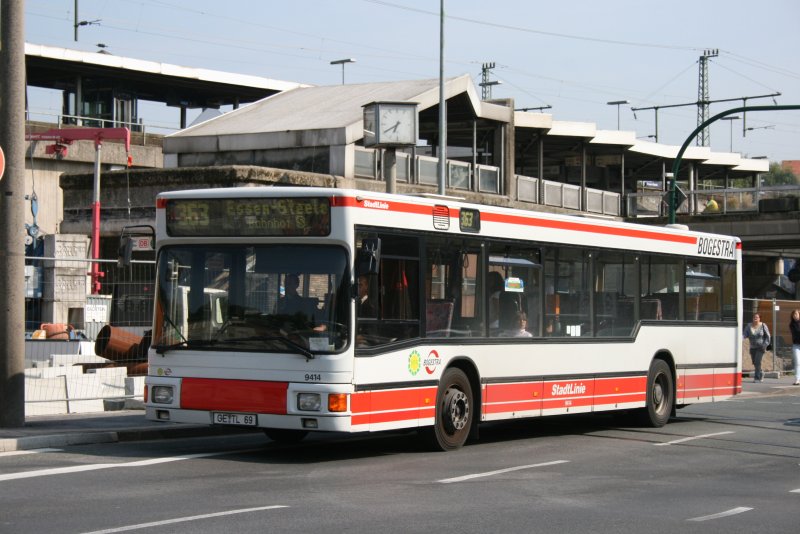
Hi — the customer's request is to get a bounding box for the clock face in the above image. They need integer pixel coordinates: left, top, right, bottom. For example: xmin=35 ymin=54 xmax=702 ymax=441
xmin=377 ymin=104 xmax=416 ymax=145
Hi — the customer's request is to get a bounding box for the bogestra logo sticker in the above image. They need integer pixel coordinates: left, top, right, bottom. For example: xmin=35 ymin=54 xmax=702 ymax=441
xmin=408 ymin=350 xmax=421 ymax=376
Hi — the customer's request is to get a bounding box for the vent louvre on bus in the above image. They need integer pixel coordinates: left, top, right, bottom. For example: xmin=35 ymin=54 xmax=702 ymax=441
xmin=433 ymin=205 xmax=450 ymax=230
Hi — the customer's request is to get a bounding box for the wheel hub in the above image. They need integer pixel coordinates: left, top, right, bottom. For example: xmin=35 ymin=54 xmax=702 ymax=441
xmin=653 ymin=380 xmax=664 ymax=407
xmin=444 ymin=387 xmax=469 ymax=432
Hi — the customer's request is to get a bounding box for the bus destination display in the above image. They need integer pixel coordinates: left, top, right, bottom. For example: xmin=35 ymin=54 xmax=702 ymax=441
xmin=166 ymin=197 xmax=331 ymax=237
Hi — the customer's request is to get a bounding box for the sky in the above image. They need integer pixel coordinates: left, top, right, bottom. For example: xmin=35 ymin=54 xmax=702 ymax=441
xmin=23 ymin=0 xmax=800 ymax=163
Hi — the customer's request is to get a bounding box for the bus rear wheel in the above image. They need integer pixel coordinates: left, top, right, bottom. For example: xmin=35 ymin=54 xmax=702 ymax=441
xmin=426 ymin=367 xmax=473 ymax=451
xmin=638 ymin=359 xmax=674 ymax=427
xmin=263 ymin=428 xmax=308 ymax=444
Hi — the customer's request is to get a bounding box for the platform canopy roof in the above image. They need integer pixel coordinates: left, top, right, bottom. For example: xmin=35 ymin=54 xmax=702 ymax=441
xmin=25 ymin=43 xmax=307 ymax=109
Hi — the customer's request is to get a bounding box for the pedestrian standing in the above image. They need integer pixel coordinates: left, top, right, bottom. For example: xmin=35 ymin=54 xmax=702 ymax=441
xmin=744 ymin=313 xmax=771 ymax=382
xmin=789 ymin=309 xmax=800 ymax=386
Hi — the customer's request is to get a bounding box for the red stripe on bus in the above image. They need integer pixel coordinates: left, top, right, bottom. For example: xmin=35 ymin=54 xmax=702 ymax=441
xmin=542 ymin=396 xmax=595 ymax=409
xmin=337 ymin=194 xmax=695 ymax=245
xmin=484 ymin=376 xmax=648 ymax=414
xmin=482 ymin=211 xmax=697 ymax=244
xmin=593 ymin=375 xmax=647 ymax=396
xmin=483 ymin=400 xmax=542 ymax=414
xmin=683 ymin=374 xmax=716 ymax=389
xmin=351 ymin=407 xmax=435 ymax=426
xmin=181 ymin=378 xmax=288 ymax=413
xmin=332 ymin=195 xmax=449 ymax=217
xmin=351 ymin=387 xmax=437 ymax=426
xmin=543 ymin=379 xmax=596 ymax=400
xmin=592 ymin=393 xmax=647 ymax=405
xmin=359 ymin=407 xmax=437 ymax=425
xmin=485 ymin=382 xmax=544 ymax=403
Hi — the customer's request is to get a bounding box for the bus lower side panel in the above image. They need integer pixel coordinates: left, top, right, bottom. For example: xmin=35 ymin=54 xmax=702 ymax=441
xmin=145 ymin=367 xmax=740 ymax=433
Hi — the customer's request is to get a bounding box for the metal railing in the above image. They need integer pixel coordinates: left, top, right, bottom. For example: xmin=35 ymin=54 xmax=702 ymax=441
xmin=627 ymin=185 xmax=800 ymax=218
xmin=26 ymin=110 xmax=180 ymax=143
xmin=354 ymin=147 xmax=623 ymax=216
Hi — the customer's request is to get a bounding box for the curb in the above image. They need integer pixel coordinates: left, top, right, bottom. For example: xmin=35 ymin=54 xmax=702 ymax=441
xmin=0 ymin=432 xmax=119 ymax=452
xmin=0 ymin=425 xmax=258 ymax=453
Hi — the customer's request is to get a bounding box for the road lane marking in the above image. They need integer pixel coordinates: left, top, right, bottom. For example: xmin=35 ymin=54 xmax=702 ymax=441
xmin=80 ymin=505 xmax=289 ymax=534
xmin=791 ymin=488 xmax=800 ymax=493
xmin=654 ymin=431 xmax=734 ymax=447
xmin=0 ymin=448 xmax=62 ymax=457
xmin=688 ymin=507 xmax=752 ymax=522
xmin=0 ymin=449 xmax=256 ymax=482
xmin=437 ymin=460 xmax=569 ymax=484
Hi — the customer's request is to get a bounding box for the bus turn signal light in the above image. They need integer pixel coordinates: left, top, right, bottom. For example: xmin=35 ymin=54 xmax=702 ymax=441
xmin=328 ymin=393 xmax=348 ymax=412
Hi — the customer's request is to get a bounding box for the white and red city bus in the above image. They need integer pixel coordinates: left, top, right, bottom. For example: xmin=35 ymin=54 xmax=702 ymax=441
xmin=145 ymin=187 xmax=742 ymax=450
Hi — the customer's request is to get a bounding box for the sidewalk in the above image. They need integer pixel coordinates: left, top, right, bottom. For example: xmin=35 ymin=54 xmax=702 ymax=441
xmin=0 ymin=409 xmax=258 ymax=453
xmin=1 ymin=375 xmax=797 ymax=453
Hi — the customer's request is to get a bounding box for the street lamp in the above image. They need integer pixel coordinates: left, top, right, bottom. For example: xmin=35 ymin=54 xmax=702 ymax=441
xmin=607 ymin=100 xmax=629 ymax=130
xmin=720 ymin=116 xmax=740 ymax=152
xmin=330 ymin=58 xmax=355 ymax=85
xmin=746 ymin=125 xmax=775 ymax=132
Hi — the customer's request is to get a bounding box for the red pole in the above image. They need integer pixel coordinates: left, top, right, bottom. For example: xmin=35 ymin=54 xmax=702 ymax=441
xmin=90 ymin=141 xmax=103 ymax=294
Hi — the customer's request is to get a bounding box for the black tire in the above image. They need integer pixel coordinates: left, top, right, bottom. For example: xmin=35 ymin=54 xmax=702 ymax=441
xmin=263 ymin=428 xmax=308 ymax=443
xmin=426 ymin=367 xmax=473 ymax=451
xmin=637 ymin=359 xmax=674 ymax=427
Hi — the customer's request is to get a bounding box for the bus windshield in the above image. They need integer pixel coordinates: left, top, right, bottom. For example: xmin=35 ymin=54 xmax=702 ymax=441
xmin=153 ymin=244 xmax=350 ymax=354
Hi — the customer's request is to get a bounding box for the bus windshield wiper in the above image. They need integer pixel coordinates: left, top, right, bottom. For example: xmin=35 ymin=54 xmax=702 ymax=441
xmin=154 ymin=311 xmax=190 ymax=354
xmin=154 ymin=339 xmax=218 ymax=354
xmin=218 ymin=336 xmax=315 ymax=359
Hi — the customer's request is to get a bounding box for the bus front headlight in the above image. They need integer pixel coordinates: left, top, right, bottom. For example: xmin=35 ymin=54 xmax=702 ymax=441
xmin=297 ymin=393 xmax=321 ymax=411
xmin=151 ymin=385 xmax=174 ymax=404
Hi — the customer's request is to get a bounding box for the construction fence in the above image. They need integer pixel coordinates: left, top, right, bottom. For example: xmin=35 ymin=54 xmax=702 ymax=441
xmin=24 ymin=253 xmax=155 ymax=416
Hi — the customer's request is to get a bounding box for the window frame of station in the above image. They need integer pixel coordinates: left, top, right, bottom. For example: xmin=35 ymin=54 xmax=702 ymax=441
xmin=353 ymin=225 xmax=737 ymax=352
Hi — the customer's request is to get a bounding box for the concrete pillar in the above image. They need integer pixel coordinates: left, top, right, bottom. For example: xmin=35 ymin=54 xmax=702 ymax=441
xmin=581 ymin=143 xmax=587 ymax=211
xmin=537 ymin=136 xmax=544 ymax=204
xmin=330 ymin=144 xmax=355 ymax=179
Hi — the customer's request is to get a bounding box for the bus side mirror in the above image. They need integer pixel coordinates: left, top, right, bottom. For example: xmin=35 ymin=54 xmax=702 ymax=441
xmin=118 ymin=237 xmax=135 ymax=266
xmin=117 ymin=224 xmax=155 ymax=267
xmin=356 ymin=238 xmax=381 ymax=276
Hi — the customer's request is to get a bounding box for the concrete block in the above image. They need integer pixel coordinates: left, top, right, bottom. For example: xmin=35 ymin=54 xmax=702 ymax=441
xmin=43 ymin=272 xmax=88 ymax=302
xmin=67 ymin=370 xmax=127 ymax=413
xmin=24 ymin=376 xmax=68 ymax=416
xmin=43 ymin=234 xmax=90 ymax=268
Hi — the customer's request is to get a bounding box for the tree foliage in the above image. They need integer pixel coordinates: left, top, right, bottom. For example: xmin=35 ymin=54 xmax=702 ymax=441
xmin=761 ymin=162 xmax=799 ymax=186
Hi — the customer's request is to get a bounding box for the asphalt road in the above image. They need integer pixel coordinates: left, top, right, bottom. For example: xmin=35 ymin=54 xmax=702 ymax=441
xmin=1 ymin=391 xmax=798 ymax=534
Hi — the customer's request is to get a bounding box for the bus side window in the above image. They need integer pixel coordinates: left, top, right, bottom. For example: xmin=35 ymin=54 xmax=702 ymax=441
xmin=355 ymin=232 xmax=420 ymax=347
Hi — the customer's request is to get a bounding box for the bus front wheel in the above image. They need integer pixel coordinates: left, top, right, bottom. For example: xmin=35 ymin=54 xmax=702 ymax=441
xmin=426 ymin=367 xmax=473 ymax=451
xmin=638 ymin=359 xmax=674 ymax=427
